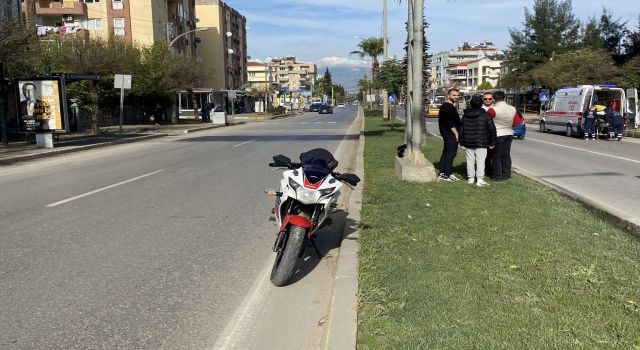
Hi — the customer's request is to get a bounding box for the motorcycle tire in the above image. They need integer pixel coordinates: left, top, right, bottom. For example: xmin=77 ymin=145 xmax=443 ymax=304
xmin=270 ymin=225 xmax=306 ymax=286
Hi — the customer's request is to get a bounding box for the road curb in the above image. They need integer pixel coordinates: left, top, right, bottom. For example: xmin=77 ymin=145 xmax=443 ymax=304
xmin=326 ymin=105 xmax=364 ymax=350
xmin=0 ymin=134 xmax=167 ymax=165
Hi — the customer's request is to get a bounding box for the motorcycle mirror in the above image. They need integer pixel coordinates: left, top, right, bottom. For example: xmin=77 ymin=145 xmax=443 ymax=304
xmin=272 ymin=154 xmax=293 ymax=168
xmin=340 ymin=173 xmax=361 ymax=186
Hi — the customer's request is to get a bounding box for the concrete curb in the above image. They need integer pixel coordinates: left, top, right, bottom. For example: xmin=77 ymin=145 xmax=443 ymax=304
xmin=0 ymin=134 xmax=166 ymax=165
xmin=326 ymin=105 xmax=365 ymax=350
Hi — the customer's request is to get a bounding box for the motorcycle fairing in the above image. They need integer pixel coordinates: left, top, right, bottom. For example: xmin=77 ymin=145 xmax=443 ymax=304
xmin=278 ymin=214 xmax=313 ymax=233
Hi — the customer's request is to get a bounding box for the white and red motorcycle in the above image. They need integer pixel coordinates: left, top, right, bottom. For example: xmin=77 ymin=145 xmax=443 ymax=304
xmin=265 ymin=148 xmax=360 ymax=286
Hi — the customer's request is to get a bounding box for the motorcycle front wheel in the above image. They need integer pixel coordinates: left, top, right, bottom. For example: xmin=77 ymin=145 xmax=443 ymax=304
xmin=270 ymin=225 xmax=306 ymax=286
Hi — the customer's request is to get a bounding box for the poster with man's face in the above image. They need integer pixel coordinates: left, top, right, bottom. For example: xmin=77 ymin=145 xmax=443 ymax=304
xmin=16 ymin=78 xmax=65 ymax=132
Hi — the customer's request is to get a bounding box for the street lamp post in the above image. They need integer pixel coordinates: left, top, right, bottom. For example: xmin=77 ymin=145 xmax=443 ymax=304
xmin=382 ymin=0 xmax=389 ymax=121
xmin=264 ymin=57 xmax=271 ymax=112
xmin=168 ymin=27 xmax=209 ymax=50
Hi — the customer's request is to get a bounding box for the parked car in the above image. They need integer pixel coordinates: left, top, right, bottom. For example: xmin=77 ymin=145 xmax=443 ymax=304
xmin=308 ymin=102 xmax=323 ymax=112
xmin=425 ymin=103 xmax=441 ymax=117
xmin=337 ymin=103 xmax=346 ymax=108
xmin=319 ymin=104 xmax=334 ymax=114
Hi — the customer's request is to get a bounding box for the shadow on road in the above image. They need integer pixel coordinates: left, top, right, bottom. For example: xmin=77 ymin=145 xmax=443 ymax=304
xmin=286 ymin=210 xmax=348 ymax=285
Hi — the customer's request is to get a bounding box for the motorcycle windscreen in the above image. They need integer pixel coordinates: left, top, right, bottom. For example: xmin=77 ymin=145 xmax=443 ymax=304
xmin=299 ymin=148 xmax=338 ymax=183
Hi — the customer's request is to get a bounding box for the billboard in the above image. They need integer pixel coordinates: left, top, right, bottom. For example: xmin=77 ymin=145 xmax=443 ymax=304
xmin=15 ymin=78 xmax=67 ymax=132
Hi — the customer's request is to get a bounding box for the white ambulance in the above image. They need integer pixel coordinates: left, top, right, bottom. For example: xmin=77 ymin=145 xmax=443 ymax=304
xmin=539 ymin=85 xmax=639 ymax=136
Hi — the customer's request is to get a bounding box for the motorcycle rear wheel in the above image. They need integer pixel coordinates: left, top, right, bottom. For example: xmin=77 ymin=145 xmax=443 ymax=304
xmin=270 ymin=225 xmax=306 ymax=286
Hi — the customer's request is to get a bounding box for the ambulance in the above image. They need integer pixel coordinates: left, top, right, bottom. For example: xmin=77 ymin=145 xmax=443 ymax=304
xmin=539 ymin=85 xmax=639 ymax=137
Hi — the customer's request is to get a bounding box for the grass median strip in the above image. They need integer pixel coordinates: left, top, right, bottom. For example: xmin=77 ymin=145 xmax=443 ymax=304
xmin=357 ymin=117 xmax=640 ymax=349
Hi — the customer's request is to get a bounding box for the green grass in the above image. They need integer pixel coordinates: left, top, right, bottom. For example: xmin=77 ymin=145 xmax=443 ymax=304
xmin=357 ymin=118 xmax=640 ymax=350
xmin=364 ymin=109 xmax=384 ymax=118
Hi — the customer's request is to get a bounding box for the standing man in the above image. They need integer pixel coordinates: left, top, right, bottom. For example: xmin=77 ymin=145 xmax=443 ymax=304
xmin=481 ymin=91 xmax=495 ymax=176
xmin=438 ymin=88 xmax=461 ymax=181
xmin=489 ymin=91 xmax=516 ymax=181
xmin=481 ymin=92 xmax=494 ymax=111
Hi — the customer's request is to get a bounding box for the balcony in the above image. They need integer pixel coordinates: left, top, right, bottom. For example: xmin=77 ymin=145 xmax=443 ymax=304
xmin=35 ymin=1 xmax=87 ymax=16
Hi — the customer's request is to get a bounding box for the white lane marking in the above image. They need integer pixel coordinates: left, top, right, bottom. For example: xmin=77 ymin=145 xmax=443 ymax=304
xmin=328 ymin=122 xmax=337 ymax=124
xmin=46 ymin=170 xmax=164 ymax=207
xmin=301 ymin=122 xmax=309 ymax=124
xmin=527 ymin=138 xmax=640 ymax=164
xmin=314 ymin=122 xmax=323 ymax=124
xmin=232 ymin=138 xmax=257 ymax=148
xmin=211 ymin=257 xmax=273 ymax=350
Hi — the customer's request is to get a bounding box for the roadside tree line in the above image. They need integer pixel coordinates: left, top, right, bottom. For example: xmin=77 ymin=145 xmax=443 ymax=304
xmin=501 ymin=0 xmax=640 ymax=91
xmin=1 ymin=20 xmax=203 ymax=133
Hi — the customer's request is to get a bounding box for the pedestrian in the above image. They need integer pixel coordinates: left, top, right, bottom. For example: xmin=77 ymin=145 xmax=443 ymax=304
xmin=606 ymin=107 xmax=625 ymax=141
xmin=438 ymin=88 xmax=462 ymax=181
xmin=481 ymin=92 xmax=495 ymax=177
xmin=459 ymin=95 xmax=497 ymax=187
xmin=489 ymin=91 xmax=516 ymax=181
xmin=582 ymin=107 xmax=597 ymax=140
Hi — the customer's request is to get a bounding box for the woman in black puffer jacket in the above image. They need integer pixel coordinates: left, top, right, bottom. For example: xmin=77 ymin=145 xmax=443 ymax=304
xmin=459 ymin=95 xmax=497 ymax=186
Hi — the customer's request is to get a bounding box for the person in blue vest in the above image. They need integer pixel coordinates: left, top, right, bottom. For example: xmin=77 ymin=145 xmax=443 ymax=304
xmin=605 ymin=107 xmax=624 ymax=141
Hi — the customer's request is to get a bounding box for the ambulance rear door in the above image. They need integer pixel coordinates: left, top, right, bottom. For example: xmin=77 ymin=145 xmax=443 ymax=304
xmin=627 ymin=88 xmax=639 ymax=127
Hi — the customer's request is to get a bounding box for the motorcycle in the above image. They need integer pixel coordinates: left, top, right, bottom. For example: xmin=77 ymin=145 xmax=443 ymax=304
xmin=265 ymin=148 xmax=360 ymax=286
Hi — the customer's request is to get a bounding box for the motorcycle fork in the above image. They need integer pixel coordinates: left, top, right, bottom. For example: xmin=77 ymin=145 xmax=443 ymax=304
xmin=272 ymin=201 xmax=294 ymax=252
xmin=299 ymin=206 xmax=322 ymax=258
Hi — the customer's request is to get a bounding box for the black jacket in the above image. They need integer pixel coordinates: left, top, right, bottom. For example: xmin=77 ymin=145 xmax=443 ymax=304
xmin=438 ymin=102 xmax=460 ymax=137
xmin=460 ymin=107 xmax=497 ymax=149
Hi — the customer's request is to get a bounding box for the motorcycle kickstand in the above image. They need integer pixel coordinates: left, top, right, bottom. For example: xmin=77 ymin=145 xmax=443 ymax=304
xmin=308 ymin=237 xmax=323 ymax=258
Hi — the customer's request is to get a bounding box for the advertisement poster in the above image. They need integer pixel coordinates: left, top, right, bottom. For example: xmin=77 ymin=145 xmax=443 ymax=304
xmin=16 ymin=78 xmax=66 ymax=132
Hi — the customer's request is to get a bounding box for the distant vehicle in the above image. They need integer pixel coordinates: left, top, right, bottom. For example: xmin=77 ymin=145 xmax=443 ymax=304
xmin=539 ymin=85 xmax=639 ymax=137
xmin=425 ymin=103 xmax=441 ymax=117
xmin=318 ymin=104 xmax=333 ymax=114
xmin=308 ymin=102 xmax=323 ymax=112
xmin=337 ymin=103 xmax=346 ymax=108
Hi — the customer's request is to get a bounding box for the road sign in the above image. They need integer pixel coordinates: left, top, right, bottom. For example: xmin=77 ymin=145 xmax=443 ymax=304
xmin=114 ymin=74 xmax=132 ymax=89
xmin=539 ymin=92 xmax=550 ymax=101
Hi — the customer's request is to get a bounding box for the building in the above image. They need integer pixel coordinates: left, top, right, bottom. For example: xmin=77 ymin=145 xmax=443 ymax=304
xmin=195 ymin=0 xmax=247 ymax=91
xmin=0 ymin=0 xmax=21 ymax=22
xmin=268 ymin=57 xmax=316 ymax=94
xmin=430 ymin=41 xmax=504 ymax=92
xmin=22 ymin=0 xmax=197 ymax=57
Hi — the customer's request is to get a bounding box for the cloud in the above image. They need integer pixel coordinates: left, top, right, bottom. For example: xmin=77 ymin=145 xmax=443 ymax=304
xmin=316 ymin=56 xmax=371 ymax=68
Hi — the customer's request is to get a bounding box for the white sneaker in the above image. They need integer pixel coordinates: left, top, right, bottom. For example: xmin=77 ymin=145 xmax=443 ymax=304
xmin=476 ymin=179 xmax=489 ymax=187
xmin=467 ymin=178 xmax=475 ymax=184
xmin=448 ymin=174 xmax=460 ymax=181
xmin=438 ymin=174 xmax=452 ymax=181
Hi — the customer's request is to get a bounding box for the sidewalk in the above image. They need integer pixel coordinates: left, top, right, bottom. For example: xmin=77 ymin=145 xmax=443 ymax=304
xmin=0 ymin=111 xmax=303 ymax=165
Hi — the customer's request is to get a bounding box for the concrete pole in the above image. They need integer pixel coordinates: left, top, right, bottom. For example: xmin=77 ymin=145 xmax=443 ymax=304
xmin=410 ymin=0 xmax=424 ymax=160
xmin=382 ymin=0 xmax=389 ymax=121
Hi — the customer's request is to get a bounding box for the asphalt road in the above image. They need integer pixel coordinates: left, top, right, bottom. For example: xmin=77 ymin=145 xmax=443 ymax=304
xmin=422 ymin=116 xmax=640 ymax=224
xmin=0 ymin=106 xmax=360 ymax=349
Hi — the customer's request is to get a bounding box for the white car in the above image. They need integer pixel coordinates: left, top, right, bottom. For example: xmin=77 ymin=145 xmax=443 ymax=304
xmin=337 ymin=103 xmax=346 ymax=108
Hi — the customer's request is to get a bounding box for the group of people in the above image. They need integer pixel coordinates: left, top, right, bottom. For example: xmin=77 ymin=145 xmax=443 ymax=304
xmin=437 ymin=88 xmax=518 ymax=186
xmin=581 ymin=106 xmax=625 ymax=141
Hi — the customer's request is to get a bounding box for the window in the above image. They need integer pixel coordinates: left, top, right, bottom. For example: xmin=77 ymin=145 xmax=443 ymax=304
xmin=113 ymin=18 xmax=125 ymax=36
xmin=81 ymin=18 xmax=102 ymax=30
xmin=112 ymin=0 xmax=123 ymax=10
xmin=81 ymin=0 xmax=101 ymax=3
xmin=248 ymin=72 xmax=256 ymax=77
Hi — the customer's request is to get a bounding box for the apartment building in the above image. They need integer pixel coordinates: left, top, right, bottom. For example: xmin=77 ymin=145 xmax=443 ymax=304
xmin=430 ymin=41 xmax=504 ymax=91
xmin=195 ymin=0 xmax=247 ymax=91
xmin=23 ymin=0 xmax=197 ymax=56
xmin=268 ymin=57 xmax=316 ymax=93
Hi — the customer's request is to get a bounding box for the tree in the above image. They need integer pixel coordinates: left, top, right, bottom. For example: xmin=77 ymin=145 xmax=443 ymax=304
xmin=506 ymin=0 xmax=581 ymax=75
xmin=322 ymin=68 xmax=333 ymax=97
xmin=403 ymin=16 xmax=431 ymax=105
xmin=1 ymin=19 xmax=37 ymax=76
xmin=350 ymin=37 xmax=384 ymax=84
xmin=528 ymin=48 xmax=623 ymax=89
xmin=581 ymin=16 xmax=602 ymax=50
xmin=357 ymin=74 xmax=372 ymax=103
xmin=623 ymin=15 xmax=640 ymax=60
xmin=477 ymin=81 xmax=493 ymax=90
xmin=599 ymin=8 xmax=629 ymax=65
xmin=376 ymin=58 xmax=405 ymax=97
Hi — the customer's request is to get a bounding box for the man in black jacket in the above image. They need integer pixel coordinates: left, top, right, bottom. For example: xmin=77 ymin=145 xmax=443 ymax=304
xmin=438 ymin=88 xmax=461 ymax=181
xmin=460 ymin=95 xmax=497 ymax=187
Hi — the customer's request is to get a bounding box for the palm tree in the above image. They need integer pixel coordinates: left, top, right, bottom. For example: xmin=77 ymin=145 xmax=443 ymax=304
xmin=350 ymin=37 xmax=384 ymax=82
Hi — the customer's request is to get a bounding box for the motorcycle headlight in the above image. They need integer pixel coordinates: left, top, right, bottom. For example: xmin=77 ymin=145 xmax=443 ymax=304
xmin=288 ymin=178 xmax=301 ymax=190
xmin=297 ymin=188 xmax=320 ymax=204
xmin=319 ymin=187 xmax=335 ymax=197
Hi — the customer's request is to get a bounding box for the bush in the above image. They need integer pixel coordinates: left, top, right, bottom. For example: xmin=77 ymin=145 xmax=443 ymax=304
xmin=267 ymin=106 xmax=287 ymax=115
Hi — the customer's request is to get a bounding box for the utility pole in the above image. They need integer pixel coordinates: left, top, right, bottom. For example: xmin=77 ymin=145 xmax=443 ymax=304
xmin=382 ymin=0 xmax=389 ymax=121
xmin=0 ymin=62 xmax=6 ymax=145
xmin=406 ymin=0 xmax=425 ymax=162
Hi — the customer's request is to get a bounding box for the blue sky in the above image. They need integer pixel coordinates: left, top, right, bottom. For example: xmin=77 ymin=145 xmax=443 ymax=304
xmin=223 ymin=0 xmax=639 ymax=68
